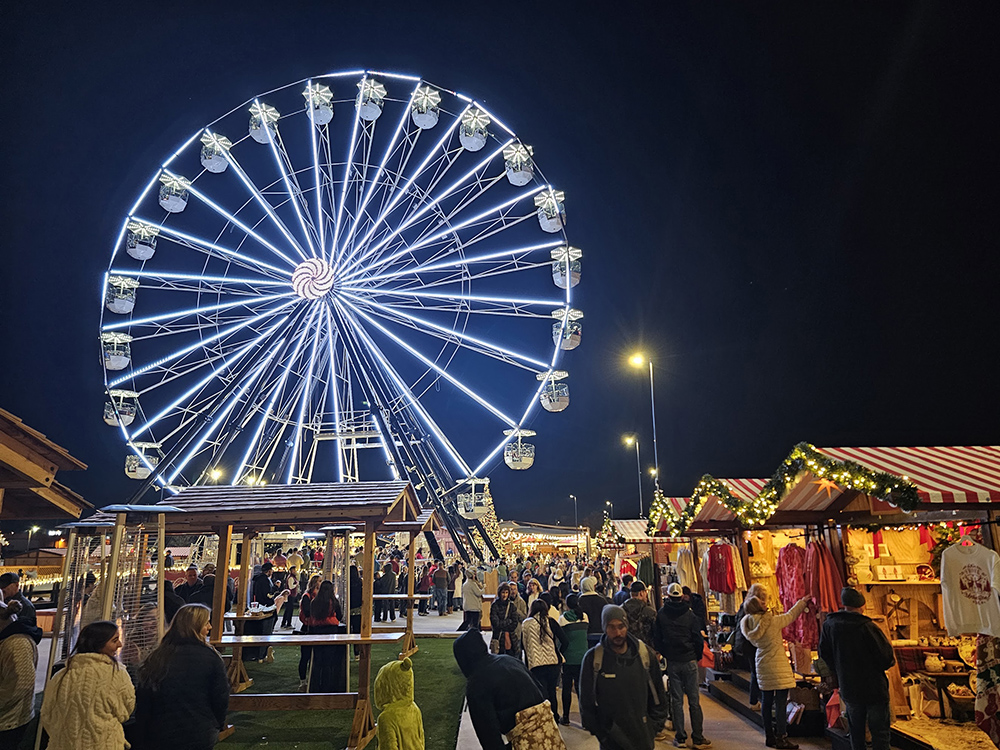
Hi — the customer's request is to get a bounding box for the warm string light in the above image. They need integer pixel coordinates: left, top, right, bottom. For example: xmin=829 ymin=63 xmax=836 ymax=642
xmin=596 ymin=514 xmax=625 ymax=552
xmin=647 ymin=488 xmax=686 ymax=537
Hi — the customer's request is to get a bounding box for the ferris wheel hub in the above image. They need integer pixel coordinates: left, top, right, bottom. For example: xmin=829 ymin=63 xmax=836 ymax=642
xmin=291 ymin=257 xmax=336 ymax=300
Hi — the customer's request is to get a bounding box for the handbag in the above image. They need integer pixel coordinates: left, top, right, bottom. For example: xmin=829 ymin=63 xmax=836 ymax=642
xmin=698 ymin=641 xmax=715 ymax=669
xmin=506 ymin=700 xmax=567 ymax=750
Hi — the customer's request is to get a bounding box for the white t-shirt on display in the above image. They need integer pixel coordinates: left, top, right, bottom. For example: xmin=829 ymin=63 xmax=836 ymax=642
xmin=940 ymin=541 xmax=1000 ymax=637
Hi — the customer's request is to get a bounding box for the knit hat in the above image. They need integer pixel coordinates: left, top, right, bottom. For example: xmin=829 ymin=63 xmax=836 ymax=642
xmin=841 ymin=587 xmax=866 ymax=609
xmin=666 ymin=582 xmax=683 ymax=599
xmin=601 ymin=604 xmax=627 ymax=630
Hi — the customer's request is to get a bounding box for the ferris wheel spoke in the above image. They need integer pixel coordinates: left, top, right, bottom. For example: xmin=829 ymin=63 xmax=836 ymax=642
xmin=110 ymin=268 xmax=292 ymax=292
xmin=331 ymin=83 xmax=365 ymax=263
xmin=320 ymin=305 xmax=345 ymax=482
xmin=341 ymin=133 xmax=508 ymax=278
xmin=162 ymin=171 xmax=299 ymax=269
xmin=122 ymin=312 xmax=293 ymax=437
xmin=231 ymin=304 xmax=322 ymax=483
xmin=306 ymin=85 xmax=327 ymax=258
xmin=164 ymin=342 xmax=286 ymax=484
xmin=337 ymin=82 xmax=421 ymax=256
xmin=102 ymin=292 xmax=294 ymax=334
xmin=284 ymin=304 xmax=326 ymax=483
xmin=343 ymin=286 xmax=560 ymax=312
xmin=133 ymin=218 xmax=292 ymax=279
xmin=342 ymin=299 xmax=518 ymax=428
xmin=341 ymin=291 xmax=547 ymax=371
xmin=342 ymin=186 xmax=540 ymax=284
xmin=357 ymin=239 xmax=563 ymax=286
xmin=266 ymin=122 xmax=320 ymax=257
xmin=338 ymin=105 xmax=470 ymax=273
xmin=334 ymin=301 xmax=472 ymax=477
xmin=219 ymin=151 xmax=310 ymax=262
xmin=108 ymin=298 xmax=299 ymax=389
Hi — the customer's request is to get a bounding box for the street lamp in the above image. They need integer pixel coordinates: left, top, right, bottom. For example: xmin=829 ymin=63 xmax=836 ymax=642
xmin=629 ymin=353 xmax=660 ymax=490
xmin=570 ymin=494 xmax=578 ymax=552
xmin=26 ymin=525 xmax=40 ymax=553
xmin=209 ymin=468 xmax=223 ymax=482
xmin=623 ymin=434 xmax=643 ymax=517
xmin=605 ymin=500 xmax=614 ymax=519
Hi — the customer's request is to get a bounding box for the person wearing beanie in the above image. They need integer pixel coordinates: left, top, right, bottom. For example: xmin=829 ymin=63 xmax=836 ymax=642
xmin=0 ymin=597 xmax=43 ymax=749
xmin=579 ymin=576 xmax=609 ymax=647
xmin=580 ymin=603 xmax=668 ymax=750
xmin=653 ymin=583 xmax=712 ymax=747
xmin=819 ymin=588 xmax=895 ymax=750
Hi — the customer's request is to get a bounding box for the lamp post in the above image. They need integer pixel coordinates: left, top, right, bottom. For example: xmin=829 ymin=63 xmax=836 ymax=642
xmin=623 ymin=435 xmax=643 ymax=517
xmin=570 ymin=494 xmax=578 ymax=554
xmin=25 ymin=525 xmax=40 ymax=554
xmin=605 ymin=500 xmax=614 ymax=519
xmin=629 ymin=353 xmax=660 ymax=490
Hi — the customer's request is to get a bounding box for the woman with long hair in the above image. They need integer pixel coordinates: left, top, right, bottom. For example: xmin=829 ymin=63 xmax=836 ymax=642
xmin=135 ymin=604 xmax=229 ymax=750
xmin=41 ymin=621 xmax=134 ymax=750
xmin=306 ymin=580 xmax=345 ymax=692
xmin=521 ymin=599 xmax=568 ymax=722
xmin=297 ymin=573 xmax=322 ymax=690
xmin=489 ymin=583 xmax=522 ymax=656
xmin=740 ymin=592 xmax=810 ymax=750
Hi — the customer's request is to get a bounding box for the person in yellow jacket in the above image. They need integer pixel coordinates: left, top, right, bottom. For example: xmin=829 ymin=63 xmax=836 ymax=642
xmin=374 ymin=657 xmax=424 ymax=750
xmin=41 ymin=621 xmax=135 ymax=750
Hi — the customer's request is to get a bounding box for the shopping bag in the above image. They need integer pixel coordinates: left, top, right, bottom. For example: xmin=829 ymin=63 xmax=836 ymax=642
xmin=698 ymin=641 xmax=715 ymax=669
xmin=506 ymin=700 xmax=567 ymax=750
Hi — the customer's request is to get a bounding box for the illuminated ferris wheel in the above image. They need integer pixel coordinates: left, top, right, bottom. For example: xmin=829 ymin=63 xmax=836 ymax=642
xmin=99 ymin=70 xmax=583 ymax=543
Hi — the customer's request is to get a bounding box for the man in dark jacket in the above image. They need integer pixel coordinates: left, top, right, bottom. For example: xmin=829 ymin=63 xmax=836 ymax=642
xmin=819 ymin=588 xmax=895 ymax=750
xmin=612 ymin=574 xmax=633 ymax=605
xmin=579 ymin=576 xmax=610 ymax=647
xmin=653 ymin=583 xmax=711 ymax=748
xmin=244 ymin=562 xmax=277 ymax=661
xmin=453 ymin=629 xmax=544 ymax=749
xmin=173 ymin=565 xmax=204 ymax=602
xmin=580 ymin=604 xmax=668 ymax=750
xmin=0 ymin=573 xmax=36 ymax=630
xmin=622 ymin=580 xmax=657 ymax=651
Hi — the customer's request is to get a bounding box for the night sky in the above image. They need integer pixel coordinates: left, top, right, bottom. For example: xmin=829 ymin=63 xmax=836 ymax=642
xmin=2 ymin=2 xmax=998 ymax=530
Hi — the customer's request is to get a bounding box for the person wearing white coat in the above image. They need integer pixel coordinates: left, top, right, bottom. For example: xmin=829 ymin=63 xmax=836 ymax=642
xmin=740 ymin=593 xmax=810 ymax=750
xmin=41 ymin=621 xmax=135 ymax=750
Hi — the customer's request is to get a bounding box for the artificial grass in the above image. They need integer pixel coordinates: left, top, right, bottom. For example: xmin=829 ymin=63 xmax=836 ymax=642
xmin=225 ymin=638 xmax=465 ymax=749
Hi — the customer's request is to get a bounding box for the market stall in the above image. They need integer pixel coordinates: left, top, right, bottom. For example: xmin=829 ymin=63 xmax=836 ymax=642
xmin=735 ymin=443 xmax=1000 ymax=750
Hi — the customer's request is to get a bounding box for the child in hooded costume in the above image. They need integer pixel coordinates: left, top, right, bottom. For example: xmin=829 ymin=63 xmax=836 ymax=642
xmin=374 ymin=657 xmax=424 ymax=750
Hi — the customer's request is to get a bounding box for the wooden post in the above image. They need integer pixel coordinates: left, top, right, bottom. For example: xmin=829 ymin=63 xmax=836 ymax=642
xmin=102 ymin=513 xmax=127 ymax=620
xmin=400 ymin=530 xmax=418 ymax=659
xmin=361 ymin=520 xmax=375 ymax=638
xmin=156 ymin=514 xmax=166 ymax=641
xmin=33 ymin=530 xmax=77 ymax=750
xmin=237 ymin=532 xmax=254 ymax=616
xmin=212 ymin=525 xmax=232 ymax=641
xmin=323 ymin=529 xmax=335 ymax=581
xmin=736 ymin=532 xmax=751 ymax=594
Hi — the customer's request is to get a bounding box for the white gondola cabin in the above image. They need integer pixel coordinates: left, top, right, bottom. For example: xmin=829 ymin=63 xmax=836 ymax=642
xmin=503 ymin=428 xmax=536 ymax=470
xmin=457 ymin=477 xmax=491 ymax=519
xmin=459 ymin=109 xmax=490 ymax=152
xmin=535 ymin=189 xmax=566 ymax=233
xmin=551 ymin=308 xmax=583 ymax=351
xmin=158 ymin=174 xmax=190 ymax=213
xmin=303 ymin=83 xmax=334 ymax=126
xmin=551 ymin=246 xmax=582 ymax=289
xmin=104 ymin=389 xmax=138 ymax=427
xmin=537 ymin=370 xmax=570 ymax=412
xmin=357 ymin=78 xmax=387 ymax=122
xmin=503 ymin=143 xmax=534 ymax=186
xmin=200 ymin=131 xmax=232 ymax=173
xmin=249 ymin=102 xmax=279 ymax=144
xmin=125 ymin=442 xmax=160 ymax=480
xmin=105 ymin=276 xmax=140 ymax=315
xmin=411 ymin=85 xmax=441 ymax=130
xmin=125 ymin=221 xmax=160 ymax=261
xmin=101 ymin=332 xmax=133 ymax=371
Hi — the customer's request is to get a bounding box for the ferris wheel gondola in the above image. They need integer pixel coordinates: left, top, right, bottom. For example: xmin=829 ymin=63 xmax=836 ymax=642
xmin=98 ymin=70 xmax=586 ymax=530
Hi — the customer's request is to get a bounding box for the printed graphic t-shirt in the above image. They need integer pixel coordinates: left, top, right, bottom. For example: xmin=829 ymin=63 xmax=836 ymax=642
xmin=941 ymin=542 xmax=1000 ymax=637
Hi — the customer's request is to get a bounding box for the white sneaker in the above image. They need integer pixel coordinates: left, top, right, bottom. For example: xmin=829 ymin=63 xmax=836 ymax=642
xmin=298 ymin=679 xmax=308 ymax=692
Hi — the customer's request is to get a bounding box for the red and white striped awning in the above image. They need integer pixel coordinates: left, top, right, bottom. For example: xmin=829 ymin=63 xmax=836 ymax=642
xmin=688 ymin=478 xmax=767 ymax=528
xmin=612 ymin=519 xmax=661 ymax=544
xmin=821 ymin=445 xmax=1000 ymax=505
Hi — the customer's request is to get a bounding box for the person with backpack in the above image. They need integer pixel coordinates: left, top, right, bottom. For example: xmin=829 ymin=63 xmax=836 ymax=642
xmin=557 ymin=592 xmax=590 ymax=726
xmin=653 ymin=583 xmax=712 ymax=748
xmin=580 ymin=604 xmax=668 ymax=750
xmin=521 ymin=599 xmax=568 ymax=722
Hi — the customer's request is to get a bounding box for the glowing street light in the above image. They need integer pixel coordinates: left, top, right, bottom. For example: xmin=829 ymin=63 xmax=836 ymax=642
xmin=570 ymin=494 xmax=579 ymax=551
xmin=629 ymin=352 xmax=660 ymax=489
xmin=623 ymin=434 xmax=643 ymax=517
xmin=209 ymin=468 xmax=223 ymax=482
xmin=26 ymin=525 xmax=41 ymax=553
xmin=605 ymin=500 xmax=615 ymax=519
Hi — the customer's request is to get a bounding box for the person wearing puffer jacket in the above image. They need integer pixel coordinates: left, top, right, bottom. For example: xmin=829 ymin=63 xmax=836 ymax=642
xmin=740 ymin=592 xmax=810 ymax=750
xmin=41 ymin=621 xmax=135 ymax=750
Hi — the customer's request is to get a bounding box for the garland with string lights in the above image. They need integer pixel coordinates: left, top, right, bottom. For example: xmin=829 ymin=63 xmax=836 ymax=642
xmin=0 ymin=531 xmax=8 ymax=549
xmin=748 ymin=442 xmax=921 ymax=524
xmin=647 ymin=487 xmax=688 ymax=537
xmin=596 ymin=514 xmax=625 ymax=552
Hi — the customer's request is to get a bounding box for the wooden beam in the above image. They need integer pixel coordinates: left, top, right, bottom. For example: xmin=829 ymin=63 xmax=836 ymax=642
xmin=157 ymin=514 xmax=165 ymax=641
xmin=0 ymin=433 xmax=58 ymax=487
xmin=212 ymin=525 xmax=233 ymax=642
xmin=360 ymin=520 xmax=375 ymax=638
xmin=228 ymin=692 xmax=358 ymax=711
